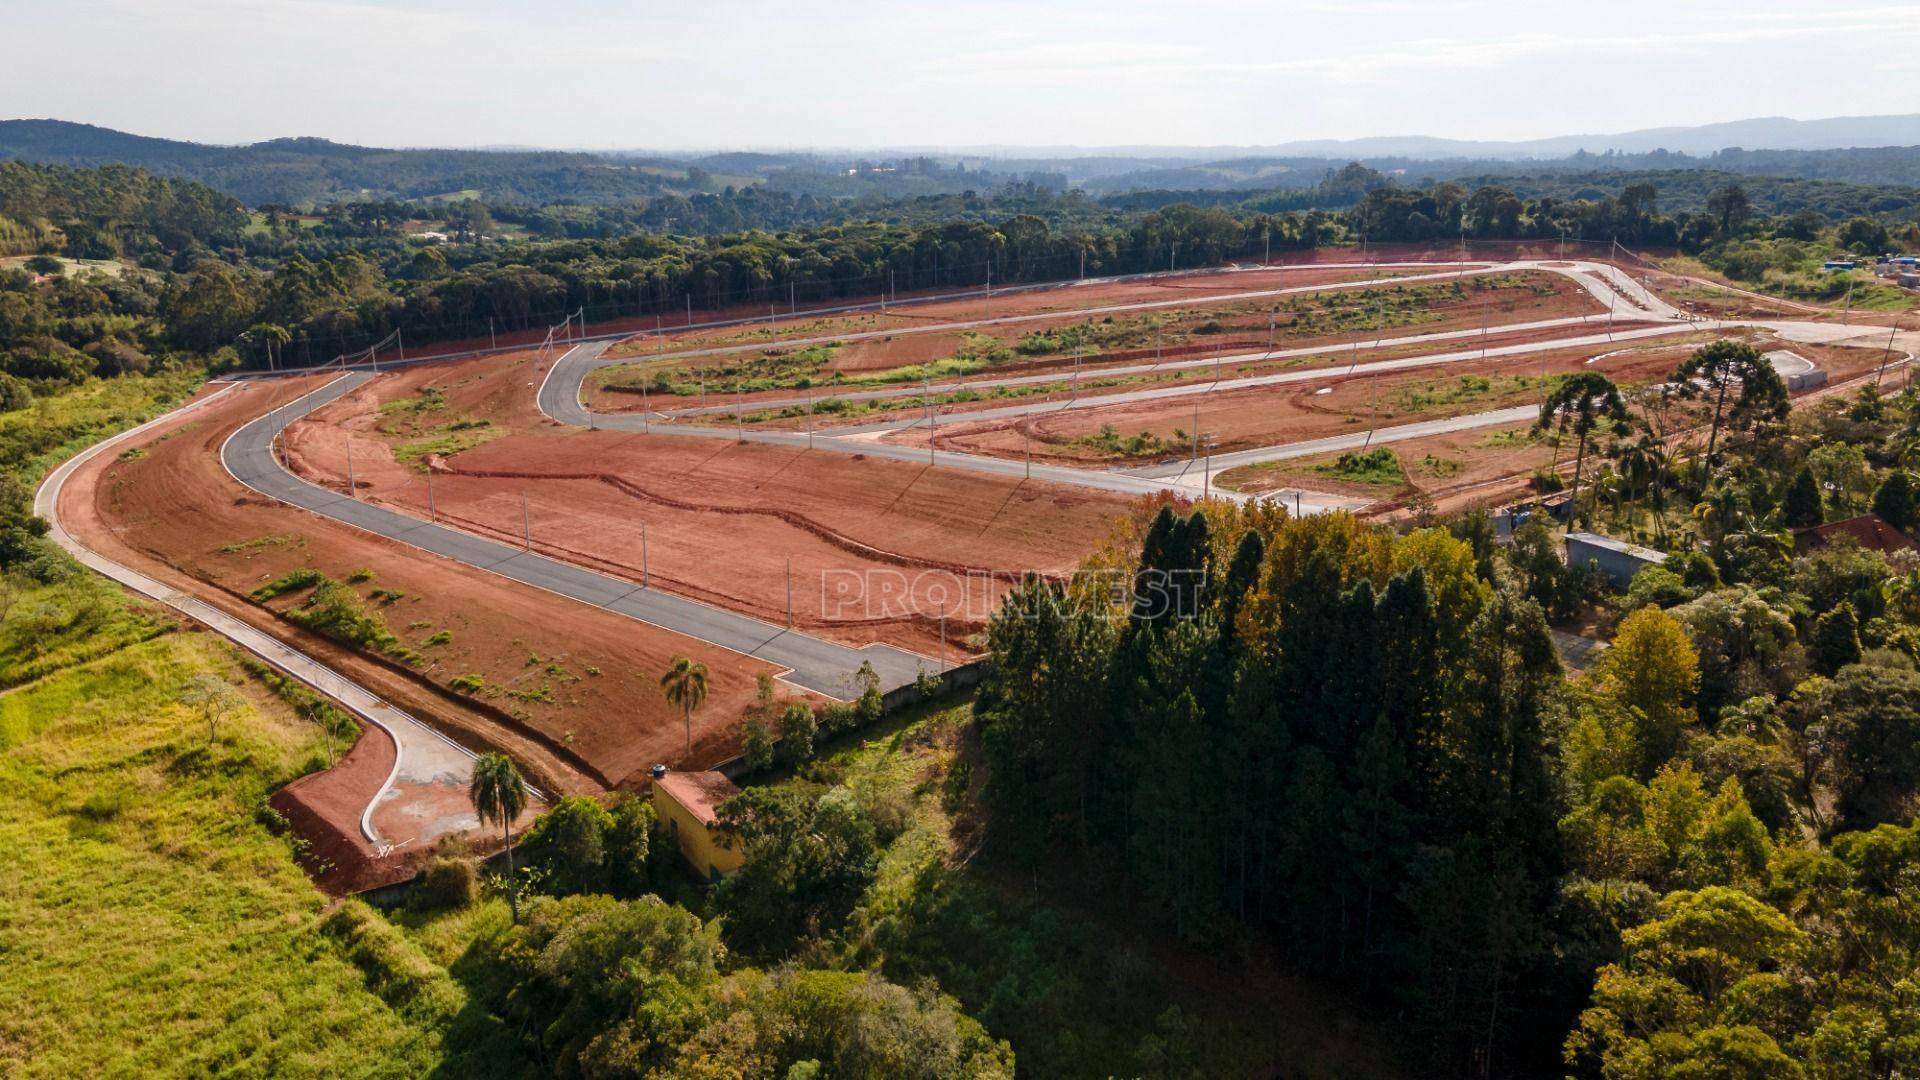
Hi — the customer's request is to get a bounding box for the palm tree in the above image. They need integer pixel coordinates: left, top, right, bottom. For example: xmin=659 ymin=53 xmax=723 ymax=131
xmin=1611 ymin=429 xmax=1668 ymax=542
xmin=1537 ymin=372 xmax=1628 ymax=527
xmin=469 ymin=752 xmax=528 ymax=920
xmin=660 ymin=656 xmax=709 ymax=755
xmin=1885 ymin=568 xmax=1920 ymax=622
xmin=1691 ymin=483 xmax=1745 ymax=555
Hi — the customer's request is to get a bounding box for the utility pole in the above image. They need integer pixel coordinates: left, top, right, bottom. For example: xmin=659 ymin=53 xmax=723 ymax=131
xmin=488 ymin=317 xmax=496 ymax=350
xmin=521 ymin=494 xmax=531 ymax=551
xmin=1024 ymin=427 xmax=1031 ymax=479
xmin=939 ymin=613 xmax=948 ymax=671
xmin=425 ymin=469 xmax=435 ymax=521
xmin=1481 ymin=292 xmax=1491 ymax=362
xmin=736 ymin=387 xmax=744 ymax=440
xmin=786 ymin=556 xmax=793 ymax=628
xmin=984 ymin=265 xmax=992 ymax=319
xmin=925 ymin=375 xmax=936 ymax=463
xmin=344 ymin=437 xmax=357 ymax=497
xmin=1365 ymin=376 xmax=1379 ymax=447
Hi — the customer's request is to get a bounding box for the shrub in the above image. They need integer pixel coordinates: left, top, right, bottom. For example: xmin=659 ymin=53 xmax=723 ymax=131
xmin=778 ymin=703 xmax=817 ymax=764
xmin=249 ymin=566 xmax=324 ymax=600
xmin=409 ymin=856 xmax=478 ymax=912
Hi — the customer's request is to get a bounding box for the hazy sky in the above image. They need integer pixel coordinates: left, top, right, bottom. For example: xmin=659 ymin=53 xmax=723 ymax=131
xmin=10 ymin=0 xmax=1920 ymax=150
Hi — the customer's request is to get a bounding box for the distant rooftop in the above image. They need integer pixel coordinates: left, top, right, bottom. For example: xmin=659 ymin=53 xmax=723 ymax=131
xmin=1794 ymin=514 xmax=1919 ymax=555
xmin=1565 ymin=531 xmax=1667 ymax=561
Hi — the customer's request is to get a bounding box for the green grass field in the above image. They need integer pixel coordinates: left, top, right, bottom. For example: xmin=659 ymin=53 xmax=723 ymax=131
xmin=0 ymin=623 xmax=452 ymax=1076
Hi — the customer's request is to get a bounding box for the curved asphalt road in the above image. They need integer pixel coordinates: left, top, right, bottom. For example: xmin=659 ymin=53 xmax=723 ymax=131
xmin=222 ymin=373 xmax=936 ymax=697
xmin=36 ymin=384 xmax=506 ymax=855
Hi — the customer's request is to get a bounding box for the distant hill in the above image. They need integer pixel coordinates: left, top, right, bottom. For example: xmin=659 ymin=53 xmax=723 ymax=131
xmin=13 ymin=114 xmax=1920 ymax=209
xmin=925 ymin=114 xmax=1920 ymax=163
xmin=1242 ymin=114 xmax=1920 ymax=160
xmin=0 ymin=120 xmax=703 ymax=207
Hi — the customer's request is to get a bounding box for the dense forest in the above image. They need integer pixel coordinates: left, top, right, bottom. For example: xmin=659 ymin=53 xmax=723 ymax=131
xmin=5 ymin=153 xmax=1919 ymax=383
xmin=977 ymin=348 xmax=1920 ymax=1072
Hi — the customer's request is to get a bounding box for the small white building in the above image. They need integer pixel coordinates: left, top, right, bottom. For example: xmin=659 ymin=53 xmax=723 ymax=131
xmin=1565 ymin=532 xmax=1667 ymax=587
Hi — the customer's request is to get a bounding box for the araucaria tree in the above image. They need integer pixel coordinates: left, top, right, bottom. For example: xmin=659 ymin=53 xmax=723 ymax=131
xmin=1537 ymin=372 xmax=1628 ymax=526
xmin=1672 ymin=340 xmax=1790 ymax=467
xmin=469 ymin=752 xmax=528 ymax=920
xmin=661 ymin=656 xmax=709 ymax=755
xmin=977 ymin=505 xmax=1563 ymax=1071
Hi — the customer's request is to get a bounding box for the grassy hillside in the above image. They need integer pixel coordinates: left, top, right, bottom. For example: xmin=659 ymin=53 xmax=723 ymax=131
xmin=0 ymin=120 xmax=696 ymax=207
xmin=0 ymin=603 xmax=456 ymax=1075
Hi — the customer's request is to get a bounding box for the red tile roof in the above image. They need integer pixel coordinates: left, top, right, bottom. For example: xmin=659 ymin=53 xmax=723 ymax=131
xmin=653 ymin=770 xmax=742 ymax=825
xmin=1794 ymin=514 xmax=1920 ymax=554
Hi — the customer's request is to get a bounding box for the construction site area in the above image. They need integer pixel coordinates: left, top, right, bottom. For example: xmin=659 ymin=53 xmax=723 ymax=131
xmin=44 ymin=241 xmax=1919 ymax=889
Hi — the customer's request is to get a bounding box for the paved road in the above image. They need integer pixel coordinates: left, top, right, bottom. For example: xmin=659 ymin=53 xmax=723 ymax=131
xmin=586 ymin=261 xmax=1518 ymax=370
xmin=35 ymin=384 xmax=498 ymax=854
xmin=643 ymin=310 xmax=1636 ymax=420
xmin=1126 ymin=406 xmax=1543 ymax=480
xmin=223 ymin=372 xmax=937 ymax=697
xmin=822 ymin=322 xmax=1699 ymax=437
xmin=538 ymin=340 xmax=1369 ymax=510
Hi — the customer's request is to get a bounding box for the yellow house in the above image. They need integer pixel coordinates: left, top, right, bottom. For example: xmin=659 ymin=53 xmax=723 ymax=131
xmin=650 ymin=769 xmax=746 ymax=882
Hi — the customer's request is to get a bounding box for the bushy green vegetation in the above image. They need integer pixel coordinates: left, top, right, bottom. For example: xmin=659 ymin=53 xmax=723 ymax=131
xmin=249 ymin=569 xmax=420 ymax=665
xmin=1314 ymin=446 xmax=1406 ymax=486
xmin=1073 ymin=423 xmax=1177 ymax=458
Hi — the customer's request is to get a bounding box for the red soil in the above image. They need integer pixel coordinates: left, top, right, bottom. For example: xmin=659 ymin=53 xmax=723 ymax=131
xmin=268 ymin=723 xmax=398 ymax=895
xmin=59 ymin=376 xmax=796 ymax=794
xmin=1228 ymin=337 xmax=1896 ymax=516
xmin=591 ymin=273 xmax=1608 ymax=420
xmin=605 ymin=264 xmax=1433 ymax=359
xmin=892 ymin=331 xmax=1699 ymax=466
xmin=285 ymin=376 xmax=1140 ymax=657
